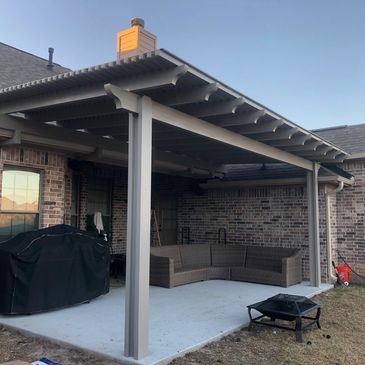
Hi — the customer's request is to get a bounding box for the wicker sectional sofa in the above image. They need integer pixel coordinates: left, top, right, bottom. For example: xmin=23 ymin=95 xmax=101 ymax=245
xmin=150 ymin=244 xmax=302 ymax=288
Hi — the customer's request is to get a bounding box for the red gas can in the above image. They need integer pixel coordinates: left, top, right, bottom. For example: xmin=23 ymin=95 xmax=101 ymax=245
xmin=336 ymin=265 xmax=350 ymax=285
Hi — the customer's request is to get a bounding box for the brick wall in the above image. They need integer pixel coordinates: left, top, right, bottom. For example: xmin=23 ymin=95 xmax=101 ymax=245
xmin=111 ymin=174 xmax=128 ymax=253
xmin=177 ymin=183 xmax=330 ymax=281
xmin=2 ymin=147 xmax=356 ymax=284
xmin=335 ymin=160 xmax=365 ymax=283
xmin=70 ymin=164 xmax=129 ymax=253
xmin=0 ymin=145 xmax=67 ymax=228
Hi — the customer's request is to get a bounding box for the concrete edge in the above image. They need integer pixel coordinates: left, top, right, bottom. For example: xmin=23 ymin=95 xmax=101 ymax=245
xmin=0 ymin=323 xmax=138 ymax=365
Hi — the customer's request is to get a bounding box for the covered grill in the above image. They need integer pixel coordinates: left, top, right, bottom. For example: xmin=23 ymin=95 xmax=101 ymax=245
xmin=0 ymin=224 xmax=110 ymax=315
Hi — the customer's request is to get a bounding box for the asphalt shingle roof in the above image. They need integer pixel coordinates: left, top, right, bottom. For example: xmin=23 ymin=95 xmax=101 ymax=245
xmin=0 ymin=42 xmax=70 ymax=89
xmin=313 ymin=124 xmax=365 ymax=154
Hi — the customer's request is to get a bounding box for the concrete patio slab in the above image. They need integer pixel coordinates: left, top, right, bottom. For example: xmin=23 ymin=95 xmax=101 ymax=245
xmin=0 ymin=281 xmax=332 ymax=365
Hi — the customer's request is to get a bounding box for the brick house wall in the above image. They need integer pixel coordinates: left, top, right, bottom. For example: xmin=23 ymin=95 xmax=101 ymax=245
xmin=4 ymin=145 xmax=363 ymax=283
xmin=0 ymin=145 xmax=67 ymax=228
xmin=177 ymin=183 xmax=331 ymax=281
xmin=335 ymin=160 xmax=365 ymax=283
xmin=69 ymin=163 xmax=129 ymax=252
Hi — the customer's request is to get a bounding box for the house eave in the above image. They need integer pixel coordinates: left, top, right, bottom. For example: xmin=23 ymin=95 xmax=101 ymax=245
xmin=200 ymin=175 xmax=354 ymax=190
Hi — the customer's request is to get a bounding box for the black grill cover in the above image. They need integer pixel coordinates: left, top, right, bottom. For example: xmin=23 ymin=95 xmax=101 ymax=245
xmin=0 ymin=224 xmax=110 ymax=314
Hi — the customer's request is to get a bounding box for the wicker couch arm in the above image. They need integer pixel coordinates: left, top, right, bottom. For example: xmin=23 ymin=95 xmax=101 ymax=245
xmin=282 ymin=250 xmax=302 ymax=286
xmin=150 ymin=254 xmax=174 ymax=288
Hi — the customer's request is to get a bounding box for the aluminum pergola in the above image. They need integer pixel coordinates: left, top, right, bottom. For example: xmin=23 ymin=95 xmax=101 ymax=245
xmin=0 ymin=49 xmax=350 ymax=360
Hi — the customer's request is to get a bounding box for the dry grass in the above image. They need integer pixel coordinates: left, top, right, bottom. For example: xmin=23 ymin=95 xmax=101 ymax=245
xmin=170 ymin=285 xmax=365 ymax=365
xmin=0 ymin=285 xmax=364 ymax=365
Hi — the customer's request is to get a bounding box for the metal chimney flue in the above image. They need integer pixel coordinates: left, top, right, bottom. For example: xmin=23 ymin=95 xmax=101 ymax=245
xmin=47 ymin=47 xmax=54 ymax=69
xmin=131 ymin=18 xmax=145 ymax=28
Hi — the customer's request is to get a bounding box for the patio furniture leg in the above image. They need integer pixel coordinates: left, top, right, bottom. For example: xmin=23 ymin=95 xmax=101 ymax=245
xmin=316 ymin=307 xmax=321 ymax=329
xmin=295 ymin=317 xmax=303 ymax=342
xmin=248 ymin=308 xmax=254 ymax=331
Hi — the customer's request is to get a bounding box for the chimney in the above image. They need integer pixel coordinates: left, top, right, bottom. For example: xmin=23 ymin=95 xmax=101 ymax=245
xmin=116 ymin=18 xmax=156 ymax=60
xmin=47 ymin=47 xmax=54 ymax=69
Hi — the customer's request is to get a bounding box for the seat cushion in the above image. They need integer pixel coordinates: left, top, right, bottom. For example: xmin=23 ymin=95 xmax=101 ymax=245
xmin=179 ymin=244 xmax=211 ymax=267
xmin=173 ymin=267 xmax=208 ymax=286
xmin=231 ymin=267 xmax=285 ymax=287
xmin=211 ymin=244 xmax=246 ymax=267
xmin=150 ymin=245 xmax=183 ymax=269
xmin=208 ymin=266 xmax=230 ymax=280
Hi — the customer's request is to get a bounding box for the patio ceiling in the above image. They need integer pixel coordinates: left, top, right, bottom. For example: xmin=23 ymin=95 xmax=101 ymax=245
xmin=0 ymin=49 xmax=349 ymax=177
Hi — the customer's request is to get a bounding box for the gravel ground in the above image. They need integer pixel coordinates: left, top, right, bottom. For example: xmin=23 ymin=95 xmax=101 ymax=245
xmin=0 ymin=285 xmax=364 ymax=365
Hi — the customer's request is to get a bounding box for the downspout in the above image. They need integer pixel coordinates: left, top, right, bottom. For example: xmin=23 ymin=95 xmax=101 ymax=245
xmin=325 ymin=181 xmax=344 ymax=282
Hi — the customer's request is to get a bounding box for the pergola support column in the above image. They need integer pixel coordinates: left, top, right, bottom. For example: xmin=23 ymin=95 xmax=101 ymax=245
xmin=124 ymin=96 xmax=152 ymax=359
xmin=307 ymin=162 xmax=321 ymax=287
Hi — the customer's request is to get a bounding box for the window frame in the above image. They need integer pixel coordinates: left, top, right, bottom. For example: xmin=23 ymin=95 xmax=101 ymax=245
xmin=0 ymin=165 xmax=42 ymax=235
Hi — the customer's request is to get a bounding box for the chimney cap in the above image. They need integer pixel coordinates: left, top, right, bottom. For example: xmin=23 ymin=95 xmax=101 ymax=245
xmin=131 ymin=18 xmax=145 ymax=28
xmin=47 ymin=47 xmax=54 ymax=69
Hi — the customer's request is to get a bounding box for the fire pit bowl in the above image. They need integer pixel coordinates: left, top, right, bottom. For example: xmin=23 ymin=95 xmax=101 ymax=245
xmin=247 ymin=294 xmax=321 ymax=342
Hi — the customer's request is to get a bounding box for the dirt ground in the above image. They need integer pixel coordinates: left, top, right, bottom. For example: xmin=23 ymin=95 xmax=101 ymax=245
xmin=171 ymin=284 xmax=365 ymax=365
xmin=0 ymin=285 xmax=364 ymax=365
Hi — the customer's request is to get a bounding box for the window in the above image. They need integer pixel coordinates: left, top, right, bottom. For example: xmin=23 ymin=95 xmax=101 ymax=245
xmin=0 ymin=168 xmax=40 ymax=239
xmin=86 ymin=177 xmax=112 ymax=237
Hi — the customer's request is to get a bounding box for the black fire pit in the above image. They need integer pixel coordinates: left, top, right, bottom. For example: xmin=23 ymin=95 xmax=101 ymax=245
xmin=247 ymin=294 xmax=321 ymax=342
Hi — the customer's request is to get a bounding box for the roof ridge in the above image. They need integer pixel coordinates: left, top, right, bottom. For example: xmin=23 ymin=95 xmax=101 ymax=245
xmin=313 ymin=122 xmax=365 ymax=133
xmin=312 ymin=125 xmax=348 ymax=132
xmin=0 ymin=41 xmax=70 ymax=70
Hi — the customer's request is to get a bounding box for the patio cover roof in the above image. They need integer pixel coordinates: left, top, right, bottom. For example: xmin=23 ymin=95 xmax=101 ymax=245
xmin=0 ymin=49 xmax=349 ymax=177
xmin=0 ymin=47 xmax=339 ymax=360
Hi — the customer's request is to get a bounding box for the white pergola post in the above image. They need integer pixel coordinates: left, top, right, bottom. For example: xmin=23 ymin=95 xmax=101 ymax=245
xmin=124 ymin=96 xmax=152 ymax=359
xmin=307 ymin=162 xmax=321 ymax=287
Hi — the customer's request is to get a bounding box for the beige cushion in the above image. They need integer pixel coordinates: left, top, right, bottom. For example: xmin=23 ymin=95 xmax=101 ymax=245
xmin=179 ymin=244 xmax=211 ymax=267
xmin=173 ymin=267 xmax=208 ymax=286
xmin=150 ymin=245 xmax=183 ymax=269
xmin=211 ymin=244 xmax=246 ymax=267
xmin=208 ymin=266 xmax=230 ymax=280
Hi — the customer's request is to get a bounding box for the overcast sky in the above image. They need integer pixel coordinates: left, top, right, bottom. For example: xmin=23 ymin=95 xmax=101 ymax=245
xmin=2 ymin=0 xmax=365 ymax=130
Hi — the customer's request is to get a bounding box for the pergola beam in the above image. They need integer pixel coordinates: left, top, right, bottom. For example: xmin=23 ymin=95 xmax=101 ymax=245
xmin=209 ymin=109 xmax=266 ymax=127
xmin=0 ymin=65 xmax=188 ymax=114
xmin=0 ymin=129 xmax=21 ymax=146
xmin=269 ymin=134 xmax=312 ymax=147
xmin=0 ymin=114 xmax=224 ymax=175
xmin=297 ymin=145 xmax=333 ymax=157
xmin=238 ymin=119 xmax=284 ymax=134
xmin=255 ymin=127 xmax=298 ymax=141
xmin=59 ymin=114 xmax=129 ymax=129
xmin=283 ymin=140 xmax=323 ymax=152
xmin=85 ymin=126 xmax=128 ymax=136
xmin=310 ymin=153 xmax=347 ymax=163
xmin=26 ymin=100 xmax=117 ymax=123
xmin=157 ymin=83 xmax=219 ymax=106
xmin=104 ymin=84 xmax=314 ymax=171
xmin=187 ymin=97 xmax=246 ymax=118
